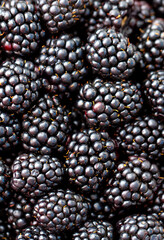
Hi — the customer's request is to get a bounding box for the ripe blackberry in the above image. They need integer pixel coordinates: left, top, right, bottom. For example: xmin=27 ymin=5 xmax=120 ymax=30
xmin=148 ymin=182 xmax=164 ymax=222
xmin=152 ymin=0 xmax=164 ymax=15
xmin=0 ymin=58 xmax=41 ymax=114
xmin=105 ymin=156 xmax=160 ymax=213
xmin=123 ymin=1 xmax=155 ymax=38
xmin=138 ymin=18 xmax=164 ymax=72
xmin=72 ymin=220 xmax=113 ymax=240
xmin=117 ymin=116 xmax=164 ymax=161
xmin=0 ymin=218 xmax=12 ymax=240
xmin=76 ymin=78 xmax=143 ymax=129
xmin=86 ymin=28 xmax=141 ymax=80
xmin=16 ymin=226 xmax=61 ymax=240
xmin=11 ymin=153 xmax=64 ymax=198
xmin=21 ymin=93 xmax=71 ymax=155
xmin=36 ymin=34 xmax=87 ymax=97
xmin=7 ymin=193 xmax=36 ymax=234
xmin=33 ymin=189 xmax=91 ymax=234
xmin=117 ymin=214 xmax=164 ymax=239
xmin=0 ymin=0 xmax=45 ymax=56
xmin=85 ymin=0 xmax=134 ymax=35
xmin=0 ymin=110 xmax=20 ymax=151
xmin=65 ymin=129 xmax=117 ymax=192
xmin=143 ymin=70 xmax=164 ymax=119
xmin=36 ymin=0 xmax=91 ymax=34
xmin=0 ymin=160 xmax=11 ymax=203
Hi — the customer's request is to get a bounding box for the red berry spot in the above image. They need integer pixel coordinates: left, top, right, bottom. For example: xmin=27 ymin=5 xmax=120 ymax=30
xmin=4 ymin=43 xmax=12 ymax=51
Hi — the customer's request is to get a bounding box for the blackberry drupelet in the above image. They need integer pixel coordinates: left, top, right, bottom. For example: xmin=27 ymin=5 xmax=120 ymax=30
xmin=143 ymin=70 xmax=164 ymax=119
xmin=0 ymin=110 xmax=20 ymax=151
xmin=33 ymin=189 xmax=91 ymax=233
xmin=7 ymin=193 xmax=36 ymax=234
xmin=36 ymin=0 xmax=91 ymax=34
xmin=105 ymin=156 xmax=161 ymax=213
xmin=72 ymin=220 xmax=113 ymax=240
xmin=0 ymin=0 xmax=45 ymax=56
xmin=16 ymin=226 xmax=61 ymax=240
xmin=76 ymin=78 xmax=143 ymax=129
xmin=65 ymin=129 xmax=117 ymax=192
xmin=21 ymin=93 xmax=71 ymax=155
xmin=86 ymin=28 xmax=141 ymax=80
xmin=152 ymin=0 xmax=164 ymax=15
xmin=11 ymin=153 xmax=64 ymax=198
xmin=117 ymin=214 xmax=164 ymax=239
xmin=0 ymin=160 xmax=11 ymax=203
xmin=85 ymin=0 xmax=134 ymax=35
xmin=36 ymin=34 xmax=87 ymax=97
xmin=0 ymin=218 xmax=12 ymax=240
xmin=0 ymin=58 xmax=41 ymax=114
xmin=148 ymin=182 xmax=164 ymax=222
xmin=138 ymin=18 xmax=164 ymax=72
xmin=117 ymin=116 xmax=164 ymax=160
xmin=123 ymin=1 xmax=155 ymax=38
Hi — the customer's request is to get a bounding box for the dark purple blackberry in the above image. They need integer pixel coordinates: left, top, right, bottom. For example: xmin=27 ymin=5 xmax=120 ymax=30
xmin=0 ymin=58 xmax=41 ymax=114
xmin=65 ymin=129 xmax=117 ymax=192
xmin=148 ymin=182 xmax=164 ymax=222
xmin=16 ymin=226 xmax=61 ymax=240
xmin=33 ymin=189 xmax=91 ymax=233
xmin=36 ymin=0 xmax=91 ymax=34
xmin=21 ymin=93 xmax=71 ymax=155
xmin=0 ymin=110 xmax=20 ymax=151
xmin=117 ymin=214 xmax=164 ymax=239
xmin=105 ymin=156 xmax=161 ymax=213
xmin=85 ymin=0 xmax=134 ymax=35
xmin=36 ymin=34 xmax=87 ymax=97
xmin=152 ymin=0 xmax=164 ymax=15
xmin=143 ymin=70 xmax=164 ymax=119
xmin=0 ymin=0 xmax=45 ymax=56
xmin=0 ymin=160 xmax=11 ymax=203
xmin=117 ymin=116 xmax=164 ymax=161
xmin=72 ymin=220 xmax=113 ymax=240
xmin=11 ymin=153 xmax=64 ymax=198
xmin=138 ymin=18 xmax=164 ymax=72
xmin=76 ymin=78 xmax=143 ymax=129
xmin=123 ymin=1 xmax=155 ymax=38
xmin=88 ymin=190 xmax=115 ymax=220
xmin=7 ymin=193 xmax=36 ymax=234
xmin=86 ymin=28 xmax=141 ymax=80
xmin=0 ymin=218 xmax=12 ymax=240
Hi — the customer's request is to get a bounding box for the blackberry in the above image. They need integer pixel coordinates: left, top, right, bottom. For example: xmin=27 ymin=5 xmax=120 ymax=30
xmin=85 ymin=0 xmax=134 ymax=35
xmin=123 ymin=1 xmax=155 ymax=38
xmin=33 ymin=189 xmax=91 ymax=233
xmin=138 ymin=18 xmax=164 ymax=72
xmin=11 ymin=153 xmax=64 ymax=198
xmin=72 ymin=220 xmax=113 ymax=240
xmin=0 ymin=218 xmax=12 ymax=240
xmin=36 ymin=0 xmax=91 ymax=34
xmin=0 ymin=160 xmax=11 ymax=203
xmin=21 ymin=93 xmax=71 ymax=155
xmin=0 ymin=110 xmax=20 ymax=151
xmin=0 ymin=0 xmax=45 ymax=56
xmin=148 ymin=182 xmax=164 ymax=222
xmin=76 ymin=78 xmax=143 ymax=129
xmin=86 ymin=28 xmax=141 ymax=80
xmin=36 ymin=34 xmax=87 ymax=97
xmin=117 ymin=214 xmax=164 ymax=239
xmin=7 ymin=193 xmax=36 ymax=234
xmin=65 ymin=129 xmax=117 ymax=192
xmin=117 ymin=116 xmax=164 ymax=161
xmin=152 ymin=0 xmax=164 ymax=15
xmin=88 ymin=190 xmax=114 ymax=220
xmin=16 ymin=226 xmax=60 ymax=240
xmin=0 ymin=58 xmax=41 ymax=114
xmin=105 ymin=156 xmax=160 ymax=213
xmin=143 ymin=70 xmax=164 ymax=119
